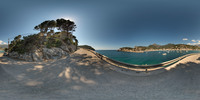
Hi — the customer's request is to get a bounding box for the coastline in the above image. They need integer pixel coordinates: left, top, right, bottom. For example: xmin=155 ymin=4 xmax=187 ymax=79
xmin=92 ymin=49 xmax=200 ymax=72
xmin=118 ymin=49 xmax=200 ymax=53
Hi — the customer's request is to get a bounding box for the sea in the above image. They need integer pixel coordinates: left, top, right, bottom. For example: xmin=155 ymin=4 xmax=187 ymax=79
xmin=0 ymin=50 xmax=4 ymax=56
xmin=0 ymin=50 xmax=4 ymax=53
xmin=96 ymin=50 xmax=200 ymax=65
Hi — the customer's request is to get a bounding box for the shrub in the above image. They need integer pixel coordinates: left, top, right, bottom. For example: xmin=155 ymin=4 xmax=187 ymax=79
xmin=46 ymin=38 xmax=62 ymax=48
xmin=78 ymin=45 xmax=95 ymax=50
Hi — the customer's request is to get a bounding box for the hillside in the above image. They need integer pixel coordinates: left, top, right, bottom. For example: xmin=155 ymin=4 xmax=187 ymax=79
xmin=118 ymin=43 xmax=200 ymax=52
xmin=0 ymin=44 xmax=8 ymax=50
xmin=0 ymin=44 xmax=8 ymax=48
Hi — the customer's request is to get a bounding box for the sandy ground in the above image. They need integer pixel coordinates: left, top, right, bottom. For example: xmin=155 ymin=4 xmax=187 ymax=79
xmin=0 ymin=49 xmax=200 ymax=100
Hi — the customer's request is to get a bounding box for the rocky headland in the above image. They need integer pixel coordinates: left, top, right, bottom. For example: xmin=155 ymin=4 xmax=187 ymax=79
xmin=6 ymin=18 xmax=78 ymax=61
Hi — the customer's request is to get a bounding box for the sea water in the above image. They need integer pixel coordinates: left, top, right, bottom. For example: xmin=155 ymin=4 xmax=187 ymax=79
xmin=96 ymin=50 xmax=200 ymax=65
xmin=0 ymin=50 xmax=4 ymax=53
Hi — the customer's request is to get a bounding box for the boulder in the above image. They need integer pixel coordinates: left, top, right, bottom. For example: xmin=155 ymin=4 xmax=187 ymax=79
xmin=68 ymin=44 xmax=77 ymax=53
xmin=8 ymin=47 xmax=70 ymax=61
xmin=8 ymin=52 xmax=19 ymax=58
xmin=60 ymin=45 xmax=70 ymax=53
xmin=42 ymin=48 xmax=69 ymax=60
xmin=32 ymin=50 xmax=43 ymax=61
xmin=25 ymin=53 xmax=33 ymax=62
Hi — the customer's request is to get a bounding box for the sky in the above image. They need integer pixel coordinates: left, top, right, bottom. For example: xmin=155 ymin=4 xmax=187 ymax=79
xmin=1 ymin=0 xmax=200 ymax=50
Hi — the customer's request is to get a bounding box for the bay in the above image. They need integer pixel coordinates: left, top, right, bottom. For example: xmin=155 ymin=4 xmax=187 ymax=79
xmin=96 ymin=50 xmax=200 ymax=65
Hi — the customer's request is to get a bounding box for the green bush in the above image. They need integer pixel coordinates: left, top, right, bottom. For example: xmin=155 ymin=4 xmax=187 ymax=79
xmin=63 ymin=37 xmax=73 ymax=45
xmin=8 ymin=18 xmax=79 ymax=54
xmin=9 ymin=34 xmax=42 ymax=54
xmin=4 ymin=48 xmax=8 ymax=52
xmin=78 ymin=45 xmax=95 ymax=50
xmin=46 ymin=38 xmax=62 ymax=48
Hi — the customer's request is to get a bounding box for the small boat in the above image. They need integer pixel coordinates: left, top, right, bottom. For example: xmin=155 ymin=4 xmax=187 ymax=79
xmin=162 ymin=53 xmax=167 ymax=55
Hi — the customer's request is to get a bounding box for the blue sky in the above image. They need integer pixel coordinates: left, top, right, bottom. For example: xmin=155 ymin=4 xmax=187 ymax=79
xmin=1 ymin=0 xmax=200 ymax=49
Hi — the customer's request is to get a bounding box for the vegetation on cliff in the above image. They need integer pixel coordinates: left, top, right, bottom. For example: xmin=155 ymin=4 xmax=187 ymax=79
xmin=8 ymin=18 xmax=78 ymax=54
xmin=78 ymin=45 xmax=95 ymax=51
xmin=119 ymin=43 xmax=200 ymax=52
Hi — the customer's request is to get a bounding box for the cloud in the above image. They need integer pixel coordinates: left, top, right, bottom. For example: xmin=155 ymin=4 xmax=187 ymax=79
xmin=188 ymin=43 xmax=200 ymax=45
xmin=191 ymin=40 xmax=196 ymax=42
xmin=182 ymin=38 xmax=188 ymax=41
xmin=187 ymin=39 xmax=200 ymax=45
xmin=0 ymin=40 xmax=7 ymax=44
xmin=0 ymin=40 xmax=3 ymax=44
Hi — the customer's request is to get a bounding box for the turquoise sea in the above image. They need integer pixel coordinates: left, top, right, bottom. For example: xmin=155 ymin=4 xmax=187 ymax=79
xmin=96 ymin=50 xmax=200 ymax=65
xmin=0 ymin=50 xmax=4 ymax=53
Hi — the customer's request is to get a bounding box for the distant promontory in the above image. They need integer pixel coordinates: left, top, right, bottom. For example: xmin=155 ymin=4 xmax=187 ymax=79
xmin=118 ymin=43 xmax=200 ymax=53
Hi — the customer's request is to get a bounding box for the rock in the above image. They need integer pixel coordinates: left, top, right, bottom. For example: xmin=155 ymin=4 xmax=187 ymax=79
xmin=21 ymin=53 xmax=33 ymax=62
xmin=18 ymin=54 xmax=24 ymax=60
xmin=42 ymin=48 xmax=69 ymax=60
xmin=61 ymin=45 xmax=70 ymax=53
xmin=8 ymin=52 xmax=19 ymax=58
xmin=9 ymin=47 xmax=70 ymax=62
xmin=68 ymin=44 xmax=77 ymax=53
xmin=32 ymin=50 xmax=43 ymax=61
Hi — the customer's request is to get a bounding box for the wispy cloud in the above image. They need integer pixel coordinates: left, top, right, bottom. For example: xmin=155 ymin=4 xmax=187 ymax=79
xmin=182 ymin=38 xmax=188 ymax=41
xmin=191 ymin=40 xmax=196 ymax=42
xmin=187 ymin=39 xmax=200 ymax=45
xmin=0 ymin=40 xmax=7 ymax=44
xmin=188 ymin=43 xmax=200 ymax=45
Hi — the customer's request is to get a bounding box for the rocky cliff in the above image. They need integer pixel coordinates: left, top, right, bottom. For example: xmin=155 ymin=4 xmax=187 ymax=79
xmin=8 ymin=45 xmax=77 ymax=62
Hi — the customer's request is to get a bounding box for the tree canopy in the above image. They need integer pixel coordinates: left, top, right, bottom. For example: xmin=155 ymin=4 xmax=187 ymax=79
xmin=34 ymin=18 xmax=76 ymax=35
xmin=8 ymin=18 xmax=78 ymax=54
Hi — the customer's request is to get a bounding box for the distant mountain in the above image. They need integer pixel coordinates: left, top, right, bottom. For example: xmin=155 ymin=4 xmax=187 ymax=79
xmin=196 ymin=44 xmax=200 ymax=47
xmin=118 ymin=43 xmax=200 ymax=52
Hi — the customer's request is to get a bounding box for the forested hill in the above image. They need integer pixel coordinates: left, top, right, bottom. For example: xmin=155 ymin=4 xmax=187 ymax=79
xmin=118 ymin=43 xmax=200 ymax=52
